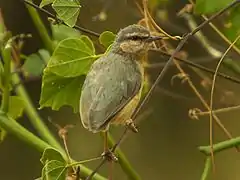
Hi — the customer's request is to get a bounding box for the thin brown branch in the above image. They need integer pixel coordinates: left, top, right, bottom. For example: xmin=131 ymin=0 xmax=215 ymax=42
xmin=21 ymin=0 xmax=100 ymax=37
xmin=86 ymin=0 xmax=240 ymax=178
xmin=150 ymin=49 xmax=240 ymax=85
xmin=209 ymin=34 xmax=240 ymax=169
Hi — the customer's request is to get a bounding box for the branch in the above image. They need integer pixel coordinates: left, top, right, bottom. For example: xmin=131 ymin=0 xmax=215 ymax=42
xmin=24 ymin=0 xmax=54 ymax=53
xmin=1 ymin=40 xmax=12 ymax=112
xmin=201 ymin=157 xmax=211 ymax=180
xmin=21 ymin=0 xmax=100 ymax=38
xmin=87 ymin=0 xmax=240 ymax=178
xmin=199 ymin=136 xmax=240 ymax=155
xmin=11 ymin=71 xmax=63 ymax=150
xmin=0 ymin=112 xmax=106 ymax=180
xmin=150 ymin=49 xmax=240 ymax=85
xmin=133 ymin=0 xmax=240 ymax=120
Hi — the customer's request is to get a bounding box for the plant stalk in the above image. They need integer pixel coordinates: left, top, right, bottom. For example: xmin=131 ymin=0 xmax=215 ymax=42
xmin=24 ymin=0 xmax=54 ymax=53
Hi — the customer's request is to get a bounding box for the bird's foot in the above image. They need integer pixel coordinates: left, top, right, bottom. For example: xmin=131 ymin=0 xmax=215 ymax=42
xmin=125 ymin=119 xmax=138 ymax=133
xmin=101 ymin=150 xmax=118 ymax=162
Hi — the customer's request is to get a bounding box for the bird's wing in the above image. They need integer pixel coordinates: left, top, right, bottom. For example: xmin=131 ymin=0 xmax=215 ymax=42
xmin=79 ymin=53 xmax=142 ymax=132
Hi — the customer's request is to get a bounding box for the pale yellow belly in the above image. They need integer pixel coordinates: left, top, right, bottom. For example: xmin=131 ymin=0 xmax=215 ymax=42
xmin=111 ymin=90 xmax=142 ymax=125
xmin=111 ymin=61 xmax=144 ymax=125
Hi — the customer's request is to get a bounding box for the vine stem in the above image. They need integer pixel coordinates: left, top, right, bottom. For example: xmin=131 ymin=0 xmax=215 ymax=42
xmin=201 ymin=157 xmax=211 ymax=180
xmin=0 ymin=113 xmax=107 ymax=180
xmin=15 ymin=1 xmax=139 ymax=179
xmin=1 ymin=41 xmax=11 ymax=112
xmin=25 ymin=0 xmax=54 ymax=53
xmin=107 ymin=133 xmax=141 ymax=180
xmin=199 ymin=136 xmax=240 ymax=155
xmin=11 ymin=71 xmax=63 ymax=150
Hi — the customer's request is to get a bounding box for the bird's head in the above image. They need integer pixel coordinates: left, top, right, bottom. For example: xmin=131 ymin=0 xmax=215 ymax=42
xmin=111 ymin=24 xmax=162 ymax=55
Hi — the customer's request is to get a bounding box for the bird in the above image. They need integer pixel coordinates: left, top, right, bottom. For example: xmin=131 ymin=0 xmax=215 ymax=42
xmin=79 ymin=24 xmax=162 ymax=158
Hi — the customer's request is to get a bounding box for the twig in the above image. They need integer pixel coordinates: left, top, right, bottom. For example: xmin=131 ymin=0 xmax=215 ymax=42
xmin=86 ymin=1 xmax=240 ymax=178
xmin=201 ymin=157 xmax=211 ymax=180
xmin=194 ymin=105 xmax=240 ymax=116
xmin=21 ymin=0 xmax=100 ymax=38
xmin=91 ymin=0 xmax=240 ymax=177
xmin=132 ymin=0 xmax=240 ymax=120
xmin=199 ymin=136 xmax=240 ymax=155
xmin=0 ymin=113 xmax=106 ymax=180
xmin=188 ymin=0 xmax=240 ymax=56
xmin=1 ymin=40 xmax=12 ymax=112
xmin=23 ymin=0 xmax=54 ymax=53
xmin=150 ymin=49 xmax=240 ymax=85
xmin=209 ymin=34 xmax=240 ymax=168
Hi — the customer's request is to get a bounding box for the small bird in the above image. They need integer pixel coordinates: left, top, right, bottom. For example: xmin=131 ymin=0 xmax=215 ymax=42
xmin=79 ymin=24 xmax=162 ymax=157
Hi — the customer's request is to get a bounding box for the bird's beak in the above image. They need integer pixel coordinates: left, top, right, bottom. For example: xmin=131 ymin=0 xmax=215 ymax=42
xmin=146 ymin=35 xmax=165 ymax=42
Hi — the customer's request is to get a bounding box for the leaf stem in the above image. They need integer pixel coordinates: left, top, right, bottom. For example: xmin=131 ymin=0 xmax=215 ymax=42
xmin=1 ymin=41 xmax=12 ymax=112
xmin=0 ymin=112 xmax=51 ymax=151
xmin=199 ymin=136 xmax=240 ymax=155
xmin=67 ymin=157 xmax=102 ymax=167
xmin=201 ymin=157 xmax=211 ymax=180
xmin=0 ymin=112 xmax=107 ymax=180
xmin=24 ymin=0 xmax=54 ymax=53
xmin=11 ymin=71 xmax=62 ymax=150
xmin=107 ymin=133 xmax=141 ymax=180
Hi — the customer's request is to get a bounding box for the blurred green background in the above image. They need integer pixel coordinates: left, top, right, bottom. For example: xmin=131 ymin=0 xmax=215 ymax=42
xmin=1 ymin=0 xmax=240 ymax=179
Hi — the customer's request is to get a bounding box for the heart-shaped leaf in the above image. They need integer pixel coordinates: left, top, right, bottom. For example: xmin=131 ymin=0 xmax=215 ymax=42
xmin=40 ymin=0 xmax=55 ymax=8
xmin=195 ymin=0 xmax=232 ymax=14
xmin=0 ymin=60 xmax=3 ymax=90
xmin=23 ymin=54 xmax=46 ymax=76
xmin=52 ymin=0 xmax=81 ymax=27
xmin=51 ymin=24 xmax=81 ymax=42
xmin=42 ymin=160 xmax=67 ymax=180
xmin=0 ymin=96 xmax=25 ymax=143
xmin=8 ymin=96 xmax=25 ymax=119
xmin=223 ymin=6 xmax=240 ymax=48
xmin=41 ymin=148 xmax=67 ymax=180
xmin=40 ymin=70 xmax=85 ymax=112
xmin=46 ymin=36 xmax=98 ymax=78
xmin=41 ymin=148 xmax=66 ymax=164
xmin=99 ymin=31 xmax=116 ymax=48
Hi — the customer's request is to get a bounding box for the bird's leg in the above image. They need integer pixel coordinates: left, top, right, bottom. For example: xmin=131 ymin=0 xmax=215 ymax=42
xmin=101 ymin=131 xmax=118 ymax=162
xmin=125 ymin=118 xmax=138 ymax=133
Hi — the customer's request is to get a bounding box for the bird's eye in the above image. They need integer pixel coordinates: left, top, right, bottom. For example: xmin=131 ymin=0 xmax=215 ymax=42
xmin=129 ymin=36 xmax=140 ymax=40
xmin=128 ymin=35 xmax=149 ymax=41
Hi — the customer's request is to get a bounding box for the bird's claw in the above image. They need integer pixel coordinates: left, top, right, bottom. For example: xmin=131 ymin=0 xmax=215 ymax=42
xmin=125 ymin=119 xmax=138 ymax=133
xmin=101 ymin=150 xmax=118 ymax=162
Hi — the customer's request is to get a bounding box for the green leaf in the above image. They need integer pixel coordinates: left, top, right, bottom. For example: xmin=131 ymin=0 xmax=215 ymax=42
xmin=52 ymin=0 xmax=81 ymax=27
xmin=40 ymin=70 xmax=85 ymax=112
xmin=223 ymin=6 xmax=240 ymax=48
xmin=8 ymin=96 xmax=25 ymax=119
xmin=0 ymin=96 xmax=25 ymax=142
xmin=42 ymin=160 xmax=67 ymax=180
xmin=22 ymin=53 xmax=46 ymax=76
xmin=99 ymin=31 xmax=116 ymax=48
xmin=41 ymin=147 xmax=65 ymax=164
xmin=46 ymin=36 xmax=97 ymax=77
xmin=40 ymin=0 xmax=55 ymax=8
xmin=51 ymin=24 xmax=81 ymax=42
xmin=195 ymin=0 xmax=232 ymax=14
xmin=0 ymin=128 xmax=7 ymax=142
xmin=41 ymin=148 xmax=67 ymax=180
xmin=38 ymin=49 xmax=51 ymax=64
xmin=0 ymin=59 xmax=3 ymax=90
